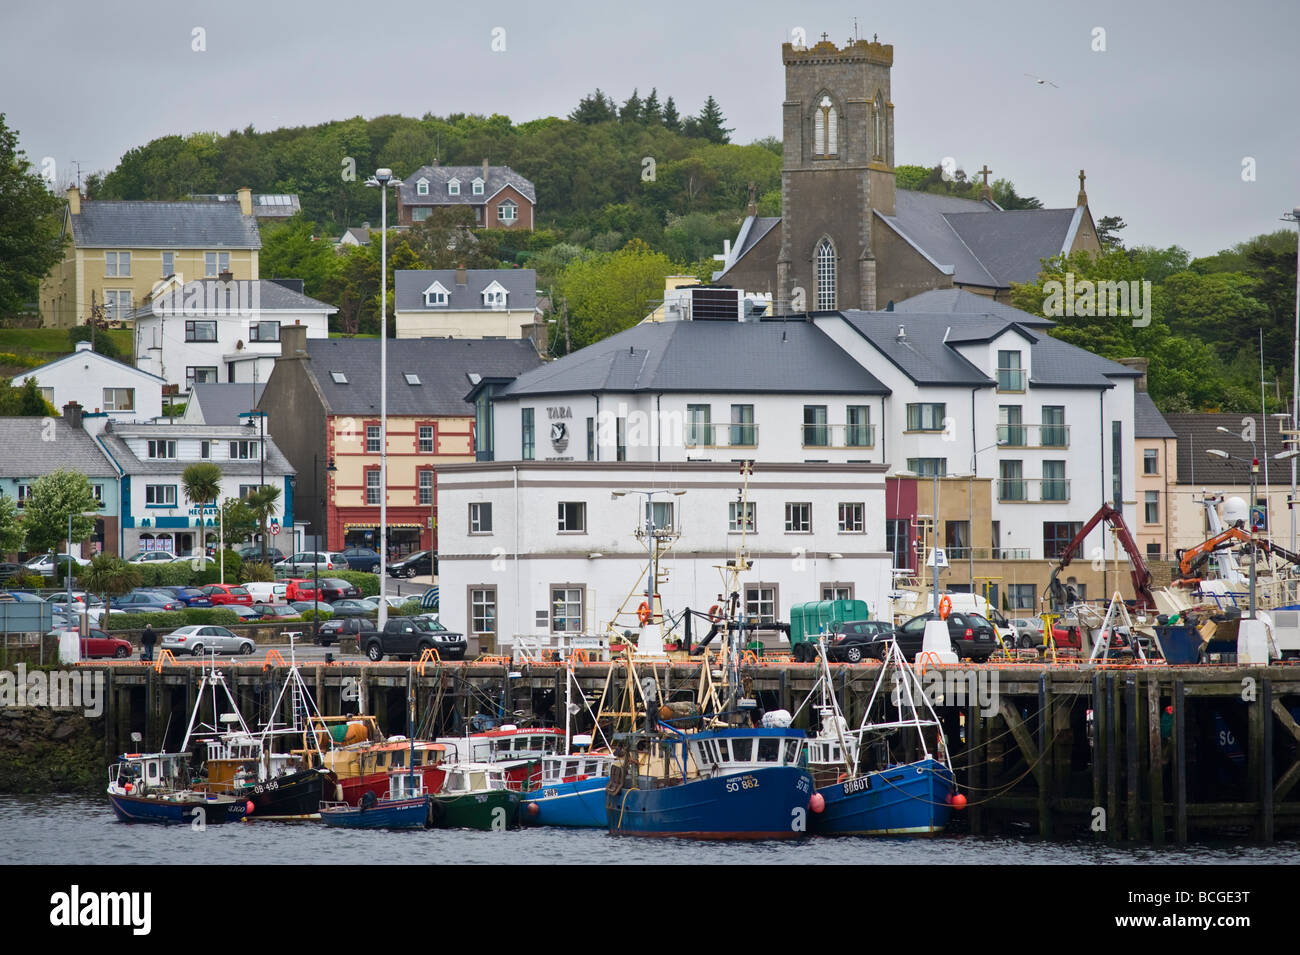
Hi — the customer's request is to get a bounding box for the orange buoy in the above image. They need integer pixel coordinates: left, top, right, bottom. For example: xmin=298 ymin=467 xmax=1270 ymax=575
xmin=637 ymin=602 xmax=651 ymax=625
xmin=938 ymin=595 xmax=953 ymax=619
xmin=809 ymin=792 xmax=826 ymax=813
xmin=951 ymin=792 xmax=967 ymax=810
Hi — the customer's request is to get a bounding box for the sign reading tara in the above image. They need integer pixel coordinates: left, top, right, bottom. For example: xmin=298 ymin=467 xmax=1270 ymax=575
xmin=547 ymin=406 xmax=573 ymax=454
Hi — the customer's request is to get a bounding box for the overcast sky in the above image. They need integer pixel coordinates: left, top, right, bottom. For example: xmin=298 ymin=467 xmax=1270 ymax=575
xmin=3 ymin=0 xmax=1297 ymax=257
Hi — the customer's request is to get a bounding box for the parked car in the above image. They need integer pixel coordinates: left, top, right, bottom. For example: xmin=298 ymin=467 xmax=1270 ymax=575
xmin=198 ymin=584 xmax=253 ymax=606
xmin=277 ymin=552 xmax=349 ymax=574
xmin=387 ymin=550 xmax=436 ymax=579
xmin=49 ymin=628 xmax=133 ymax=659
xmin=45 ymin=592 xmax=106 ymax=625
xmin=1019 ymin=615 xmax=1078 ymax=649
xmin=24 ymin=554 xmax=88 ymax=575
xmin=357 ymin=595 xmax=416 ymax=613
xmin=289 ymin=600 xmax=323 ymax=614
xmin=287 ymin=579 xmax=323 ymax=602
xmin=315 ymin=616 xmax=379 ymax=647
xmin=161 ymin=625 xmax=256 ymax=656
xmin=127 ymin=551 xmax=177 ymax=564
xmin=171 ymin=555 xmax=216 ymax=568
xmin=0 ymin=562 xmax=21 ymax=582
xmin=253 ymin=602 xmax=299 ymax=621
xmin=827 ymin=619 xmax=910 ymax=663
xmin=341 ymin=547 xmax=382 ymax=572
xmin=0 ymin=590 xmax=46 ymax=603
xmin=147 ymin=586 xmax=214 ymax=608
xmin=244 ymin=581 xmax=288 ymax=604
xmin=109 ymin=590 xmax=185 ymax=613
xmin=237 ymin=546 xmax=286 ymax=563
xmin=317 ymin=578 xmax=361 ymax=602
xmin=328 ymin=599 xmax=375 ymax=618
xmin=360 ymin=617 xmax=466 ymax=661
xmin=224 ymin=605 xmax=264 ymax=623
xmin=898 ymin=610 xmax=999 ymax=662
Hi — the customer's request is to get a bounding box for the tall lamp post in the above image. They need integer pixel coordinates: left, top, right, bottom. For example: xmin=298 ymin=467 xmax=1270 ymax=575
xmin=245 ymin=409 xmax=267 ymax=557
xmin=366 ymin=167 xmax=402 ymax=631
xmin=968 ymin=440 xmax=1006 ymax=593
xmin=66 ymin=509 xmax=99 ymax=634
xmin=611 ymin=488 xmax=686 ymax=656
xmin=1283 ymin=207 xmax=1300 ymax=554
xmin=312 ymin=454 xmax=337 ymax=637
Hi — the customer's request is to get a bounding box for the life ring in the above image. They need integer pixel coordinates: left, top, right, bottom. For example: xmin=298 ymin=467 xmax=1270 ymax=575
xmin=637 ymin=602 xmax=651 ymax=625
xmin=938 ymin=595 xmax=953 ymax=620
xmin=708 ymin=604 xmax=723 ymax=623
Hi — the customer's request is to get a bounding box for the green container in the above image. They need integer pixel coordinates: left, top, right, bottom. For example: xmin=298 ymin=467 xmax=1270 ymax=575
xmin=788 ymin=599 xmax=869 ymax=650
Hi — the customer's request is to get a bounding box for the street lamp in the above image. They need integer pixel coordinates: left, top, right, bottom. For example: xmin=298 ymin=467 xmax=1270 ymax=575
xmin=611 ymin=488 xmax=686 ymax=655
xmin=366 ymin=167 xmax=402 ymax=630
xmin=312 ymin=454 xmax=338 ymax=636
xmin=66 ymin=509 xmax=100 ymax=634
xmin=1282 ymin=207 xmax=1300 ymax=556
xmin=968 ymin=440 xmax=1006 ymax=593
xmin=244 ymin=410 xmax=267 ymax=558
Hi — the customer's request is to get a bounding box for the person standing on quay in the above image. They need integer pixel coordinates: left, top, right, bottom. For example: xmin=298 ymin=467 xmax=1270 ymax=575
xmin=141 ymin=624 xmax=157 ymax=662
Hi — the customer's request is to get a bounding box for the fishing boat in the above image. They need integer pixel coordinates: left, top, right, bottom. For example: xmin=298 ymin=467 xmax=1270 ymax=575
xmin=307 ymin=715 xmax=448 ymax=805
xmin=796 ymin=638 xmax=958 ymax=836
xmin=319 ymin=769 xmax=431 ymax=830
xmin=430 ymin=763 xmax=521 ymax=830
xmin=434 ymin=725 xmax=566 ymax=791
xmin=107 ymin=752 xmax=240 ymax=825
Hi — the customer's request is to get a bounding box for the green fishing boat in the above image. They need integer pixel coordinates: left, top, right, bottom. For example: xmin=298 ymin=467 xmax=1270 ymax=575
xmin=430 ymin=763 xmax=520 ymax=831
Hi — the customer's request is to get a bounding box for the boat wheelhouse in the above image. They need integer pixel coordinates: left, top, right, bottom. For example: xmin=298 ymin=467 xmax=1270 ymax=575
xmin=320 ymin=768 xmax=431 ymax=830
xmin=107 ymin=752 xmax=240 ymax=825
xmin=522 ymin=746 xmax=616 ymax=829
xmin=435 ymin=726 xmax=566 ymax=791
xmin=432 ymin=762 xmax=521 ymax=830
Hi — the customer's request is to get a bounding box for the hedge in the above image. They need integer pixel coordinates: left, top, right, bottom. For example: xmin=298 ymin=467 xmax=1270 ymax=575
xmin=297 ymin=609 xmax=334 ymax=622
xmin=332 ymin=570 xmax=380 ymax=597
xmin=103 ymin=607 xmax=240 ymax=630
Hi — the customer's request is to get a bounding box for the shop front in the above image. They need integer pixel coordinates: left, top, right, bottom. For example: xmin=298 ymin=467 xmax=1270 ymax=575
xmin=335 ymin=509 xmax=432 ymax=560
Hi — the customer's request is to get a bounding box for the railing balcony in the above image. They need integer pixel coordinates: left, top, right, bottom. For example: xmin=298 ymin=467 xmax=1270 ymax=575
xmin=801 ymin=422 xmax=876 ymax=449
xmin=684 ymin=422 xmax=760 ymax=449
xmin=997 ymin=367 xmax=1026 ymax=392
xmin=996 ymin=422 xmax=1070 ymax=448
xmin=997 ymin=478 xmax=1071 ymax=503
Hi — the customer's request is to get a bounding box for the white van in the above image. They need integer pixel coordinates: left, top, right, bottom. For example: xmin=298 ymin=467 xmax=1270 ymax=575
xmin=244 ymin=581 xmax=288 ymax=604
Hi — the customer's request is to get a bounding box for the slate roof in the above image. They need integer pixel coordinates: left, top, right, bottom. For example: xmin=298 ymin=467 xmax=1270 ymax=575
xmin=498 ymin=319 xmax=888 ymax=399
xmin=399 ymin=166 xmax=536 ymax=206
xmin=339 ymin=227 xmax=371 ymax=245
xmin=99 ymin=425 xmax=293 ymax=477
xmin=1164 ymin=413 xmax=1292 ymax=486
xmin=69 ymin=200 xmax=261 ymax=249
xmin=394 ymin=269 xmax=537 ymax=312
xmin=835 ymin=312 xmax=994 ymax=387
xmin=306 ymin=338 xmax=543 ymax=415
xmin=0 ymin=419 xmax=118 ymax=478
xmin=23 ymin=346 xmax=167 ymax=384
xmin=1134 ymin=392 xmax=1176 ymax=440
xmin=187 ymin=384 xmax=267 ymax=426
xmin=734 ymin=216 xmax=780 ymax=262
xmin=890 ymin=288 xmax=1055 ymax=326
xmin=131 ymin=280 xmax=336 ymax=319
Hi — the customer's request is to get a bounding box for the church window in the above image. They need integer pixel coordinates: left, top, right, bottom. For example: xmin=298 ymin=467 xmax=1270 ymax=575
xmin=874 ymin=92 xmax=886 ymax=159
xmin=816 ymin=239 xmax=836 ymax=310
xmin=815 ymin=95 xmax=837 ymax=157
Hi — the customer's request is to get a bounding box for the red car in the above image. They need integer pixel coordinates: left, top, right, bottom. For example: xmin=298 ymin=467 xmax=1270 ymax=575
xmin=53 ymin=628 xmax=132 ymax=659
xmin=284 ymin=578 xmax=319 ymax=602
xmin=199 ymin=584 xmax=253 ymax=607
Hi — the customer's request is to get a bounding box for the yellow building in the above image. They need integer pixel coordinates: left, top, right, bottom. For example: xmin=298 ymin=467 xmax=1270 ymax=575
xmin=40 ymin=187 xmax=261 ymax=329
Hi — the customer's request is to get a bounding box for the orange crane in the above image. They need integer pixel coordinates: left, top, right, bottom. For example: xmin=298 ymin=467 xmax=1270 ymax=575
xmin=1174 ymin=527 xmax=1300 ymax=586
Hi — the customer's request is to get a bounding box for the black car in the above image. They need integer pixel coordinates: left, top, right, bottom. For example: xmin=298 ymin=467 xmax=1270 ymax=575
xmin=341 ymin=547 xmax=381 ymax=572
xmin=826 ymin=619 xmax=910 ymax=663
xmin=387 ymin=550 xmax=436 ymax=579
xmin=898 ymin=610 xmax=998 ymax=662
xmin=362 ymin=617 xmax=465 ymax=661
xmin=315 ymin=616 xmax=378 ymax=646
xmin=237 ymin=546 xmax=286 ymax=563
xmin=317 ymin=578 xmax=361 ymax=602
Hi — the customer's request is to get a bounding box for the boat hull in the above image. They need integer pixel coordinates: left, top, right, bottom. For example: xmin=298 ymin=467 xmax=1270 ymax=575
xmin=431 ymin=790 xmax=521 ymax=830
xmin=237 ymin=769 xmax=336 ymax=820
xmin=607 ymin=767 xmax=814 ymax=840
xmin=521 ymin=777 xmax=609 ymax=828
xmin=812 ymin=759 xmax=954 ymax=836
xmin=320 ymin=796 xmax=430 ymax=830
xmin=108 ymin=790 xmax=239 ymax=825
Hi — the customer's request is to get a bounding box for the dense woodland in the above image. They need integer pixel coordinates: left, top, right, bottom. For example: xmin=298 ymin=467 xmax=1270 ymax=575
xmin=2 ymin=94 xmax=1297 ymax=412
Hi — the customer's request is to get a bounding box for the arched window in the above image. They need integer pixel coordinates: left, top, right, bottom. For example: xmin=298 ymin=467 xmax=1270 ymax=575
xmin=814 ymin=95 xmax=838 ymax=157
xmin=816 ymin=239 xmax=836 ymax=310
xmin=873 ymin=92 xmax=885 ymax=159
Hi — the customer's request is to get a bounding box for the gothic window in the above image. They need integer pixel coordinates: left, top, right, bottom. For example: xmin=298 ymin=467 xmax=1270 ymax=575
xmin=814 ymin=95 xmax=837 ymax=158
xmin=816 ymin=239 xmax=836 ymax=310
xmin=873 ymin=92 xmax=885 ymax=159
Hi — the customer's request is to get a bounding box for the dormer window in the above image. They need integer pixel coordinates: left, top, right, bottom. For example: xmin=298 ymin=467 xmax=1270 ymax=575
xmin=423 ymin=280 xmax=450 ymax=307
xmin=481 ymin=281 xmax=508 ymax=309
xmin=472 ymin=178 xmax=484 ymax=195
xmin=448 ymin=178 xmax=461 ymax=196
xmin=416 ymin=178 xmax=429 ymax=196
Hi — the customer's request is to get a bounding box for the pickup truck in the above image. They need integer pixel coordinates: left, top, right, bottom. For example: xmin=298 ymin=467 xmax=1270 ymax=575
xmin=315 ymin=616 xmax=377 ymax=647
xmin=359 ymin=617 xmax=467 ymax=661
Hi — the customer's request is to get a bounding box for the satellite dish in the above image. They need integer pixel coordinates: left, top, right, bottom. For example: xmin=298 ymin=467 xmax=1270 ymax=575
xmin=1223 ymin=496 xmax=1249 ymax=527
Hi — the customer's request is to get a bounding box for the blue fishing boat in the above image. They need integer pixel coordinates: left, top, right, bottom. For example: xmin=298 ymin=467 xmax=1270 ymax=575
xmin=108 ymin=753 xmax=241 ymax=825
xmin=319 ymin=770 xmax=430 ymax=830
xmin=521 ymin=747 xmax=614 ymax=828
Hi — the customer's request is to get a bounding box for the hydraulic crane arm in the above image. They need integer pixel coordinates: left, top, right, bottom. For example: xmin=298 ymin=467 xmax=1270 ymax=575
xmin=1048 ymin=503 xmax=1156 ymax=611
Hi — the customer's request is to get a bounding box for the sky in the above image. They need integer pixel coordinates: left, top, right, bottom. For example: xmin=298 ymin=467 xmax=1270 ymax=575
xmin=3 ymin=0 xmax=1298 ymax=258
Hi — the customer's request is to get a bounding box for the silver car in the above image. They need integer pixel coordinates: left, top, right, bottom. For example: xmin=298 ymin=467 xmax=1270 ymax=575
xmin=276 ymin=551 xmax=349 ymax=574
xmin=161 ymin=625 xmax=256 ymax=656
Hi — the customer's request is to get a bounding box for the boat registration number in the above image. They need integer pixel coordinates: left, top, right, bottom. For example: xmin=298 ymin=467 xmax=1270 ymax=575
xmin=543 ymin=788 xmax=559 ymax=798
xmin=251 ymin=780 xmax=279 ymax=794
xmin=725 ymin=775 xmax=760 ymax=793
xmin=842 ymin=776 xmax=872 ymax=795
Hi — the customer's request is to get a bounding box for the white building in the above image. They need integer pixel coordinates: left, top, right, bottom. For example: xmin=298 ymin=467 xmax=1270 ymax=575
xmin=437 ymin=461 xmax=893 ymax=651
xmin=131 ymin=278 xmax=334 ymax=391
xmin=23 ymin=341 xmax=165 ymax=423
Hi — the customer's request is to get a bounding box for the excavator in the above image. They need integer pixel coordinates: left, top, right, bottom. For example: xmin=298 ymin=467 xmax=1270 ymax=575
xmin=1047 ymin=503 xmax=1156 ymax=612
xmin=1174 ymin=526 xmax=1300 ymax=587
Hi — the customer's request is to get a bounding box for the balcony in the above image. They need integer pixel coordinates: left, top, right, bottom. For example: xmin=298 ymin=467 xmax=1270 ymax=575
xmin=996 ymin=422 xmax=1070 ymax=449
xmin=800 ymin=422 xmax=876 ymax=449
xmin=997 ymin=477 xmax=1071 ymax=503
xmin=683 ymin=422 xmax=760 ymax=450
xmin=997 ymin=367 xmax=1026 ymax=392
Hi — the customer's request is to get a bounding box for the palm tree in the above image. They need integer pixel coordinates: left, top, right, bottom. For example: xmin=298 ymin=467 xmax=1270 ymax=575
xmin=181 ymin=462 xmax=222 ymax=558
xmin=81 ymin=554 xmax=141 ymax=629
xmin=245 ymin=485 xmax=282 ymax=561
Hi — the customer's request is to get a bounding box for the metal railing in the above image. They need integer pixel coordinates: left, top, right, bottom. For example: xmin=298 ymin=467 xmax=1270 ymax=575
xmin=800 ymin=423 xmax=876 ymax=449
xmin=996 ymin=422 xmax=1070 ymax=448
xmin=997 ymin=368 xmax=1026 ymax=392
xmin=683 ymin=422 xmax=760 ymax=449
xmin=997 ymin=478 xmax=1071 ymax=503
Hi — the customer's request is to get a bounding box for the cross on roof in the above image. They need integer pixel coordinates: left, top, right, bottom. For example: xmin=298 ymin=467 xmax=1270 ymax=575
xmin=979 ymin=164 xmax=993 ymax=187
xmin=1079 ymin=169 xmax=1086 ymax=191
xmin=821 ymin=32 xmax=828 ymax=42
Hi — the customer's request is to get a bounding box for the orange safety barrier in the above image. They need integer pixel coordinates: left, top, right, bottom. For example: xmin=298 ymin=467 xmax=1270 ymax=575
xmin=153 ymin=649 xmax=177 ymax=673
xmin=416 ymin=646 xmax=441 ymax=674
xmin=741 ymin=650 xmax=759 ymax=665
xmin=264 ymin=649 xmax=288 ymax=668
xmin=571 ymin=648 xmax=590 ymax=664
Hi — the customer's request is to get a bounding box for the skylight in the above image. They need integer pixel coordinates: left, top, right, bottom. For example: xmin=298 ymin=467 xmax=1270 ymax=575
xmin=330 ymin=371 xmax=348 ymax=384
xmin=404 ymin=373 xmax=421 ymax=385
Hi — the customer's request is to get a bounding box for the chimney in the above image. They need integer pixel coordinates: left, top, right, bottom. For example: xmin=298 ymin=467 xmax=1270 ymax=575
xmin=896 ymin=325 xmax=907 ymax=343
xmin=361 ymin=221 xmax=370 ymax=230
xmin=431 ymin=157 xmax=439 ymax=168
xmin=455 ymin=263 xmax=467 ymax=286
xmin=482 ymin=157 xmax=489 ymax=182
xmin=66 ymin=186 xmax=80 ymax=215
xmin=280 ymin=323 xmax=310 ymax=361
xmin=75 ymin=340 xmax=93 ymax=353
xmin=62 ymin=401 xmax=84 ymax=429
xmin=1117 ymin=357 xmax=1149 ymax=392
xmin=237 ymin=186 xmax=253 ymax=216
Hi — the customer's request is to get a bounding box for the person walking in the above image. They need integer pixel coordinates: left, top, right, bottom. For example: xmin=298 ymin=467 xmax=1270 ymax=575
xmin=141 ymin=624 xmax=157 ymax=662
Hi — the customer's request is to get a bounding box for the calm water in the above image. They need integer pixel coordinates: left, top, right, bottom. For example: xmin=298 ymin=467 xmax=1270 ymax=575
xmin=3 ymin=795 xmax=1299 ymax=864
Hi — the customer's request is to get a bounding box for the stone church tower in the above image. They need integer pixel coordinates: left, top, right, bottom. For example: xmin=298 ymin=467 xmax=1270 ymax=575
xmin=777 ymin=37 xmax=896 ymax=314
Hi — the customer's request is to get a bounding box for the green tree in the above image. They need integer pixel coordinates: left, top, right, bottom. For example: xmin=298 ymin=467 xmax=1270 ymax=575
xmin=245 ymin=485 xmax=283 ymax=562
xmin=80 ymin=554 xmax=141 ymax=629
xmin=0 ymin=377 xmax=57 ymax=416
xmin=67 ymin=326 xmax=122 ymax=361
xmin=20 ymin=469 xmax=98 ymax=554
xmin=258 ymin=215 xmax=340 ymax=299
xmin=554 ymin=239 xmax=677 ymax=348
xmin=694 ymin=96 xmax=732 ymax=144
xmin=1096 ymin=215 xmax=1127 ymax=249
xmin=642 ymin=89 xmax=662 ymax=126
xmin=219 ymin=497 xmax=259 ymax=546
xmin=0 ymin=493 xmax=23 ymax=553
xmin=662 ymin=97 xmax=681 ymax=132
xmin=0 ymin=114 xmax=67 ymax=316
xmin=569 ymin=89 xmax=617 ymax=124
xmin=619 ymin=89 xmax=643 ymax=124
xmin=181 ymin=462 xmax=222 ymax=557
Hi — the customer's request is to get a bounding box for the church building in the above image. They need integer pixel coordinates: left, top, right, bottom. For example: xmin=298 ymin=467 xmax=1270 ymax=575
xmin=715 ymin=35 xmax=1102 ymax=310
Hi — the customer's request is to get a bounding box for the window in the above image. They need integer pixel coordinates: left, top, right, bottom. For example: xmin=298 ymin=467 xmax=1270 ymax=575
xmin=646 ymin=501 xmax=674 ymax=532
xmin=997 ymin=351 xmax=1025 ymax=391
xmin=204 ymin=251 xmax=230 ymax=277
xmin=1042 ymin=406 xmax=1067 ymax=448
xmin=521 ymin=408 xmax=535 ymax=460
xmin=846 ymin=405 xmax=871 ymax=447
xmin=821 ymin=584 xmax=853 ymax=601
xmin=366 ymin=426 xmax=381 ymax=453
xmin=999 ymin=460 xmax=1025 ymax=501
xmin=557 ymin=502 xmax=586 ymax=533
xmin=423 ymin=282 xmax=449 ymax=306
xmin=551 ymin=587 xmax=584 ymax=633
xmin=744 ymin=584 xmax=777 ymax=623
xmin=105 ymin=251 xmax=131 ymax=277
xmin=1112 ymin=421 xmax=1124 ymax=507
xmin=815 ymin=239 xmax=836 ymax=310
xmin=238 ymin=484 xmax=259 ymax=499
xmin=366 ymin=470 xmax=381 ymax=505
xmin=907 ymin=457 xmax=947 ymax=478
xmin=330 ymin=371 xmax=348 ymax=384
xmin=586 ymin=417 xmax=595 ymax=461
xmin=185 ymin=320 xmax=217 ymax=342
xmin=104 ymin=289 xmax=132 ymax=319
xmin=946 ymin=521 xmax=970 ymax=560
xmin=200 ymin=440 xmax=210 ymax=459
xmin=998 ymin=405 xmax=1024 ymax=446
xmin=687 ymin=404 xmax=711 ymax=446
xmin=1008 ymin=584 xmax=1037 ymax=611
xmin=729 ymin=501 xmax=756 ymax=533
xmin=886 ymin=519 xmax=909 ymax=568
xmin=1143 ymin=448 xmax=1159 ymax=475
xmin=730 ymin=404 xmax=755 ymax=447
xmin=418 ymin=425 xmax=434 ymax=453
xmin=16 ymin=484 xmax=30 ymax=508
xmin=146 ymin=439 xmax=176 ymax=459
xmin=91 ymin=484 xmax=104 ymax=506
xmin=249 ymin=321 xmax=279 ymax=342
xmin=1042 ymin=461 xmax=1068 ymax=501
xmin=39 ymin=387 xmax=54 ymax=405
xmin=470 ymin=502 xmax=493 ymax=534
xmin=402 ymin=373 xmax=421 ymax=387
xmin=448 ymin=179 xmax=460 ymax=195
xmin=1145 ymin=490 xmax=1159 ymax=524
xmin=616 ymin=417 xmax=626 ymax=461
xmin=838 ymin=502 xmax=864 ymax=533
xmin=482 ymin=287 xmax=507 ymax=308
xmin=472 ymin=178 xmax=484 ymax=195
xmin=498 ymin=200 xmax=517 ymax=222
xmin=906 ymin=403 xmax=945 ymax=432
xmin=161 ymin=252 xmax=174 ymax=277
xmin=145 ymin=485 xmax=177 ymax=506
xmin=411 ymin=207 xmax=431 ymax=222
xmin=1147 ymin=542 xmax=1162 ymax=558
xmin=785 ymin=503 xmax=811 ymax=533
xmin=416 ymin=178 xmax=429 ymax=196
xmin=103 ymin=388 xmax=134 ymax=411
xmin=1043 ymin=522 xmax=1082 ymax=560
xmin=418 ymin=471 xmax=433 ymax=505
xmin=814 ymin=94 xmax=838 ymax=157
xmin=470 ymin=587 xmax=497 ymax=634
xmin=803 ymin=405 xmax=828 ymax=446
xmin=186 ymin=366 xmax=217 ymax=389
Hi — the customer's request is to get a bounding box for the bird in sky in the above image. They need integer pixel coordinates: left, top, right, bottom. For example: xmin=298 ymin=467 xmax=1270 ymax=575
xmin=1025 ymin=73 xmax=1059 ymax=88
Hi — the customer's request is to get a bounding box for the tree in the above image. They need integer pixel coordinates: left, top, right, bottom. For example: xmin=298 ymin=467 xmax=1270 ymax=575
xmin=258 ymin=215 xmax=340 ymax=299
xmin=554 ymin=239 xmax=678 ymax=348
xmin=0 ymin=114 xmax=67 ymax=316
xmin=80 ymin=555 xmax=141 ymax=629
xmin=0 ymin=494 xmax=23 ymax=553
xmin=67 ymin=325 xmax=122 ymax=361
xmin=569 ymin=89 xmax=617 ymax=124
xmin=20 ymin=469 xmax=98 ymax=554
xmin=218 ymin=497 xmax=259 ymax=546
xmin=245 ymin=486 xmax=283 ymax=562
xmin=694 ymin=96 xmax=732 ymax=144
xmin=0 ymin=377 xmax=57 ymax=416
xmin=642 ymin=89 xmax=662 ymax=126
xmin=662 ymin=97 xmax=681 ymax=132
xmin=181 ymin=462 xmax=222 ymax=557
xmin=1096 ymin=215 xmax=1127 ymax=249
xmin=619 ymin=89 xmax=643 ymax=124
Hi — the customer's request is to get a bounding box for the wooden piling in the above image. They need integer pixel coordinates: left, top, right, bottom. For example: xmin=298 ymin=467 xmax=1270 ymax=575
xmin=1147 ymin=675 xmax=1164 ymax=845
xmin=1092 ymin=671 xmax=1104 ymax=841
xmin=1262 ymin=677 xmax=1274 ymax=844
xmin=1174 ymin=678 xmax=1187 ymax=844
xmin=1126 ymin=676 xmax=1139 ymax=841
